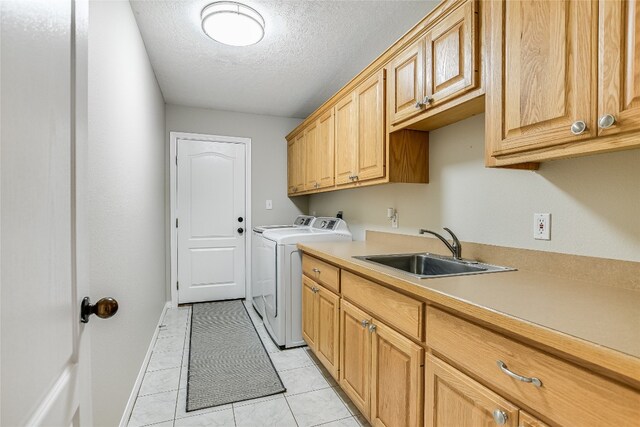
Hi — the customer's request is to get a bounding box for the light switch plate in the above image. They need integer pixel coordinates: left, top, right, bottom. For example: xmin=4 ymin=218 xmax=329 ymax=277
xmin=534 ymin=213 xmax=551 ymax=240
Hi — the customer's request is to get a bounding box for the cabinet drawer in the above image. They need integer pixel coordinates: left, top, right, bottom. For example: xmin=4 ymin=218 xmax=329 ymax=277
xmin=426 ymin=307 xmax=640 ymax=426
xmin=342 ymin=270 xmax=423 ymax=341
xmin=302 ymin=254 xmax=340 ymax=293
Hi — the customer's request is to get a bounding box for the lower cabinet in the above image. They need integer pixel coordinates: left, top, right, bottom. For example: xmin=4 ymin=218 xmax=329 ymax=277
xmin=301 ymin=276 xmax=340 ymax=379
xmin=425 ymin=354 xmax=519 ymax=427
xmin=340 ymin=300 xmax=424 ymax=427
xmin=425 ymin=354 xmax=550 ymax=427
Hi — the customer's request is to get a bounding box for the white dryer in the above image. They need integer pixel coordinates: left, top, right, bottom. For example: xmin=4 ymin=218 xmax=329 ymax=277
xmin=261 ymin=218 xmax=351 ymax=348
xmin=251 ymin=215 xmax=315 ymax=317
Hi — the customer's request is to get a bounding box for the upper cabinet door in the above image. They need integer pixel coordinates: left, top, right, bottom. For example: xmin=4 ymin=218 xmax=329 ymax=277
xmin=488 ymin=0 xmax=597 ymax=156
xmin=317 ymin=109 xmax=335 ymax=189
xmin=424 ymin=0 xmax=477 ymax=106
xmin=304 ymin=121 xmax=319 ymax=191
xmin=598 ymin=0 xmax=640 ymax=137
xmin=292 ymin=132 xmax=305 ymax=193
xmin=357 ymin=69 xmax=386 ymax=182
xmin=335 ymin=92 xmax=358 ymax=185
xmin=388 ymin=39 xmax=425 ymax=125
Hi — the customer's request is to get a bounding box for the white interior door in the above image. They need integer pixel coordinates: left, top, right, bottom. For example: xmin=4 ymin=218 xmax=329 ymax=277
xmin=177 ymin=139 xmax=247 ymax=303
xmin=1 ymin=1 xmax=92 ymax=425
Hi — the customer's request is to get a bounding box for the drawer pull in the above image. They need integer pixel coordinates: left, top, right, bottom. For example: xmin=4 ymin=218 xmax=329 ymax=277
xmin=312 ymin=268 xmax=320 ymax=273
xmin=492 ymin=409 xmax=508 ymax=425
xmin=497 ymin=360 xmax=542 ymax=387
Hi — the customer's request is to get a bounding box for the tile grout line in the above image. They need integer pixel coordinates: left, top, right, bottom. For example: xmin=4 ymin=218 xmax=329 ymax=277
xmin=282 ymin=393 xmax=300 ymax=427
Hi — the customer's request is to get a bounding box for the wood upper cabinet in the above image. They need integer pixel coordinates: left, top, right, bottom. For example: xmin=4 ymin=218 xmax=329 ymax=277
xmin=287 ymin=132 xmax=305 ymax=195
xmin=356 ymin=69 xmax=386 ymax=182
xmin=388 ymin=0 xmax=478 ymax=127
xmin=486 ymin=0 xmax=640 ymax=166
xmin=317 ymin=109 xmax=335 ymax=188
xmin=598 ymin=0 xmax=640 ymax=137
xmin=340 ymin=300 xmax=372 ymax=416
xmin=424 ymin=0 xmax=477 ymax=107
xmin=335 ymin=91 xmax=358 ymax=186
xmin=388 ymin=39 xmax=425 ymax=125
xmin=304 ymin=120 xmax=319 ymax=191
xmin=425 ymin=354 xmax=519 ymax=427
xmin=487 ymin=0 xmax=597 ymax=158
xmin=335 ymin=69 xmax=386 ymax=186
xmin=370 ymin=321 xmax=423 ymax=427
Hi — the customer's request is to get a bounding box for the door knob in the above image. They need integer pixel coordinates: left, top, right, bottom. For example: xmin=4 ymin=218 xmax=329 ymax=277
xmin=237 ymin=227 xmax=244 ymax=234
xmin=238 ymin=217 xmax=244 ymax=223
xmin=80 ymin=297 xmax=118 ymax=323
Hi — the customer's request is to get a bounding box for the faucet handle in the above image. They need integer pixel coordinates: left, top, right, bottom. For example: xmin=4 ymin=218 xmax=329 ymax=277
xmin=442 ymin=227 xmax=462 ymax=259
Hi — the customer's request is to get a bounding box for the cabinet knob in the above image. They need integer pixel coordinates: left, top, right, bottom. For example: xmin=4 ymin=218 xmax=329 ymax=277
xmin=423 ymin=96 xmax=434 ymax=105
xmin=361 ymin=319 xmax=369 ymax=328
xmin=570 ymin=120 xmax=587 ymax=135
xmin=368 ymin=324 xmax=377 ymax=333
xmin=312 ymin=268 xmax=320 ymax=273
xmin=492 ymin=409 xmax=508 ymax=425
xmin=311 ymin=287 xmax=319 ymax=293
xmin=415 ymin=101 xmax=424 ymax=109
xmin=598 ymin=114 xmax=616 ymax=129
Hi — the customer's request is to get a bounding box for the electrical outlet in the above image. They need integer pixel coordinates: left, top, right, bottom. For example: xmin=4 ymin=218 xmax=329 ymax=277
xmin=265 ymin=200 xmax=272 ymax=210
xmin=534 ymin=213 xmax=551 ymax=240
xmin=391 ymin=212 xmax=399 ymax=228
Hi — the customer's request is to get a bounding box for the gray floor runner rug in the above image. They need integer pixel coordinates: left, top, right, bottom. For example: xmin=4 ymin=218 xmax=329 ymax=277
xmin=187 ymin=300 xmax=285 ymax=412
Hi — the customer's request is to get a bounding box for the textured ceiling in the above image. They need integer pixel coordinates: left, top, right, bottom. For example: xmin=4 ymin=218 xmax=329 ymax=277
xmin=130 ymin=0 xmax=438 ymax=118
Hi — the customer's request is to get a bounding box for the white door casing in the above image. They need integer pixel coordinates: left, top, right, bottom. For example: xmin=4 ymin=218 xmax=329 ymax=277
xmin=1 ymin=0 xmax=92 ymax=425
xmin=176 ymin=137 xmax=248 ymax=303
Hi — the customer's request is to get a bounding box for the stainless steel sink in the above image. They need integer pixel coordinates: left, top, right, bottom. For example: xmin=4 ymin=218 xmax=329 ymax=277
xmin=353 ymin=253 xmax=515 ymax=279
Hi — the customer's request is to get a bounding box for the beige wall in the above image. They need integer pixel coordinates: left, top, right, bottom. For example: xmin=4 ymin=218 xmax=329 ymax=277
xmin=309 ymin=114 xmax=640 ymax=262
xmin=88 ymin=2 xmax=167 ymax=425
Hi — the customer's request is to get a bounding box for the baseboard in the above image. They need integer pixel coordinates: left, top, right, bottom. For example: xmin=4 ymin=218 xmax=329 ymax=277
xmin=118 ymin=301 xmax=170 ymax=427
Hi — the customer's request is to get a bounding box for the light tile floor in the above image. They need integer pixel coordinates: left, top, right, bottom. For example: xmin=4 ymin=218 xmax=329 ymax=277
xmin=127 ymin=303 xmax=370 ymax=427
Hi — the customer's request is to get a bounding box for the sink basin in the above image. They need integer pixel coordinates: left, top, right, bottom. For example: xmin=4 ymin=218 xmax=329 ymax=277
xmin=353 ymin=253 xmax=515 ymax=279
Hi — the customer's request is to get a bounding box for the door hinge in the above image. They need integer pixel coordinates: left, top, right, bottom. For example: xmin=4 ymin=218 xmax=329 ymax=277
xmin=175 ymin=156 xmax=178 ymax=165
xmin=176 ymin=218 xmax=178 ymax=228
xmin=177 ymin=281 xmax=179 ymax=290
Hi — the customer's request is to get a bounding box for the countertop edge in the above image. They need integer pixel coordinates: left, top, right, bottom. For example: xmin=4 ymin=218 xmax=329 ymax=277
xmin=297 ymin=243 xmax=640 ymax=388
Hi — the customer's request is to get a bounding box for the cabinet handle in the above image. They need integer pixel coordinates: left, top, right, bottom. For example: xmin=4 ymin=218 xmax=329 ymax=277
xmin=492 ymin=409 xmax=508 ymax=425
xmin=354 ymin=175 xmax=359 ymax=181
xmin=598 ymin=114 xmax=616 ymax=129
xmin=415 ymin=101 xmax=424 ymax=109
xmin=423 ymin=95 xmax=434 ymax=105
xmin=368 ymin=324 xmax=377 ymax=333
xmin=570 ymin=120 xmax=587 ymax=135
xmin=311 ymin=287 xmax=319 ymax=293
xmin=312 ymin=268 xmax=320 ymax=273
xmin=496 ymin=360 xmax=542 ymax=387
xmin=361 ymin=319 xmax=369 ymax=328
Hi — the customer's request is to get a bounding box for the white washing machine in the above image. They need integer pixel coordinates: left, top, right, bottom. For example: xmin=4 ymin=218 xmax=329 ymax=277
xmin=251 ymin=215 xmax=315 ymax=317
xmin=260 ymin=218 xmax=352 ymax=348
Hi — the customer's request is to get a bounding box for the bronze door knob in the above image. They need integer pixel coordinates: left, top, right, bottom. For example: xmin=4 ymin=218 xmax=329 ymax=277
xmin=80 ymin=297 xmax=119 ymax=323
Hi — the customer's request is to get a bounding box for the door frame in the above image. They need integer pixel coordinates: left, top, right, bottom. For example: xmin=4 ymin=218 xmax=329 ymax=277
xmin=169 ymin=132 xmax=252 ymax=308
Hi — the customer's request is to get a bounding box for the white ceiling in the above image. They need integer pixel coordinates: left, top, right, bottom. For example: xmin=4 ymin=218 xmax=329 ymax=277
xmin=130 ymin=0 xmax=438 ymax=118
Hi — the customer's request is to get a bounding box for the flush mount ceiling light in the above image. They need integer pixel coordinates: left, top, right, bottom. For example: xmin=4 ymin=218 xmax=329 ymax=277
xmin=201 ymin=1 xmax=265 ymax=47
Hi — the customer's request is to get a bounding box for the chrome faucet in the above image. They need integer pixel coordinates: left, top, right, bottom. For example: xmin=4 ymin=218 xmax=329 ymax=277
xmin=419 ymin=227 xmax=462 ymax=260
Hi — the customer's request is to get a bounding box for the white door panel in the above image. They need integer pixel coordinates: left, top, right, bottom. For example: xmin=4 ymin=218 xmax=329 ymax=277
xmin=1 ymin=1 xmax=91 ymax=425
xmin=177 ymin=139 xmax=246 ymax=303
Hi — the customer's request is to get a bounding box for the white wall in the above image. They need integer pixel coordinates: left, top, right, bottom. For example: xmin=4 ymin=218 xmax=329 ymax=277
xmin=310 ymin=114 xmax=640 ymax=262
xmin=165 ymin=104 xmax=307 ymax=227
xmin=88 ymin=2 xmax=166 ymax=426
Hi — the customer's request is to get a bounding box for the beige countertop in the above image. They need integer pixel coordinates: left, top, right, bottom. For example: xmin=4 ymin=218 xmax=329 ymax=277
xmin=298 ymin=239 xmax=640 ymax=384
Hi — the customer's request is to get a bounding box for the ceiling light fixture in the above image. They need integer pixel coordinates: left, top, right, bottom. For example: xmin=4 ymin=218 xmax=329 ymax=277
xmin=201 ymin=1 xmax=265 ymax=47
